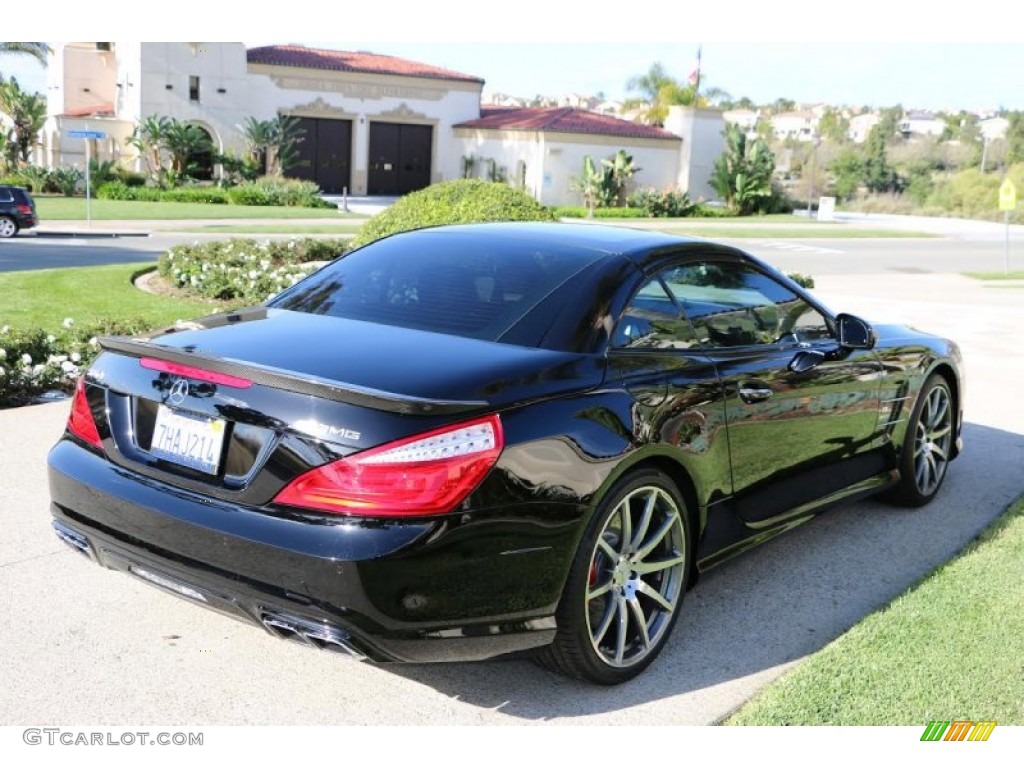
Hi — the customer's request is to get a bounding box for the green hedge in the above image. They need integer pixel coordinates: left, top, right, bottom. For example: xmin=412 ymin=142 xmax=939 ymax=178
xmin=157 ymin=238 xmax=349 ymax=303
xmin=97 ymin=176 xmax=336 ymax=208
xmin=351 ymin=179 xmax=554 ymax=248
xmin=552 ymin=206 xmax=650 ymax=219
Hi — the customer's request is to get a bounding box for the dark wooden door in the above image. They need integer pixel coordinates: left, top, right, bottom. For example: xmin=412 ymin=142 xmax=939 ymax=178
xmin=368 ymin=122 xmax=432 ymax=195
xmin=285 ymin=117 xmax=351 ymax=194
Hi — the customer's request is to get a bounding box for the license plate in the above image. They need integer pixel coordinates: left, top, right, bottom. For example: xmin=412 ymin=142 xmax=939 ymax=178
xmin=150 ymin=405 xmax=226 ymax=475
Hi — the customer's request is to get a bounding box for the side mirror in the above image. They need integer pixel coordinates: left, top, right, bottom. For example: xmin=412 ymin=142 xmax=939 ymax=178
xmin=836 ymin=313 xmax=876 ymax=350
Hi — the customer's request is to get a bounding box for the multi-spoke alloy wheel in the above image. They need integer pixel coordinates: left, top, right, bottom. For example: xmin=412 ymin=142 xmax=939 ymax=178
xmin=886 ymin=374 xmax=955 ymax=507
xmin=537 ymin=470 xmax=690 ymax=684
xmin=0 ymin=216 xmax=18 ymax=238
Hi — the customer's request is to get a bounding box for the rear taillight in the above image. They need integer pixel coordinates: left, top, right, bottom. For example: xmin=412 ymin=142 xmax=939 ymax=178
xmin=67 ymin=377 xmax=103 ymax=449
xmin=272 ymin=414 xmax=504 ymax=517
xmin=15 ymin=204 xmax=32 ymax=215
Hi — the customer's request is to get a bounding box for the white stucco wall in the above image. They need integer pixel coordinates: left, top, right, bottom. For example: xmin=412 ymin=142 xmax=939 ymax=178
xmin=244 ymin=63 xmax=482 ymax=193
xmin=454 ymin=129 xmax=680 ymax=206
xmin=665 ymin=106 xmax=726 ymax=203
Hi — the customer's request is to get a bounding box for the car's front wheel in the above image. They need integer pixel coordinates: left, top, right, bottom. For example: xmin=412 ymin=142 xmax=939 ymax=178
xmin=0 ymin=216 xmax=19 ymax=238
xmin=537 ymin=469 xmax=691 ymax=684
xmin=885 ymin=374 xmax=954 ymax=507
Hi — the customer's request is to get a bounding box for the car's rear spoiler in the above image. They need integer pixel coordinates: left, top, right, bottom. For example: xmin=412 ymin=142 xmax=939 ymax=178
xmin=98 ymin=336 xmax=490 ymax=416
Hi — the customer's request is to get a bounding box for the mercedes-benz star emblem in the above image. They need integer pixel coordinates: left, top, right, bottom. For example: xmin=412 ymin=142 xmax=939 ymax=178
xmin=167 ymin=377 xmax=189 ymax=406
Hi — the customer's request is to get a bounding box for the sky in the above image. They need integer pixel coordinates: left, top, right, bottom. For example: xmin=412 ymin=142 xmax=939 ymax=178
xmin=5 ymin=4 xmax=1024 ymax=113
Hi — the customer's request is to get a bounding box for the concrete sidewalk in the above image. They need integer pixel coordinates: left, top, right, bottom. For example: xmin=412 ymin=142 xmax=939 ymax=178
xmin=33 ymin=217 xmax=362 ymax=238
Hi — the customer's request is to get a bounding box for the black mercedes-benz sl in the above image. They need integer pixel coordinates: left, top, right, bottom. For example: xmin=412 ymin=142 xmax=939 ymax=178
xmin=48 ymin=222 xmax=963 ymax=684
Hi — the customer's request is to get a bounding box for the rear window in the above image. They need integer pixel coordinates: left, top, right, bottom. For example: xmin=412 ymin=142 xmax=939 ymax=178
xmin=267 ymin=230 xmax=606 ymax=342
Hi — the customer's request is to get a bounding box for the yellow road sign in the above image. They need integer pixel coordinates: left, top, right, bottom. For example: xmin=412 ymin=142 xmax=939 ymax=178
xmin=999 ymin=178 xmax=1016 ymax=211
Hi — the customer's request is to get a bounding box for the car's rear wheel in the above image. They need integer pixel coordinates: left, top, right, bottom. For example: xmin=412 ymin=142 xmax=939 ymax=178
xmin=537 ymin=469 xmax=690 ymax=684
xmin=0 ymin=216 xmax=19 ymax=238
xmin=885 ymin=374 xmax=954 ymax=507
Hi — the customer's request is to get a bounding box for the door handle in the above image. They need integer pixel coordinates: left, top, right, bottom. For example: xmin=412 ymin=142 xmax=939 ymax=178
xmin=739 ymin=385 xmax=774 ymax=404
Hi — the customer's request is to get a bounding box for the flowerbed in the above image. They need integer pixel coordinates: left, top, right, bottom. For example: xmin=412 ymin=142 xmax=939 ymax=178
xmin=0 ymin=318 xmax=154 ymax=408
xmin=157 ymin=238 xmax=349 ymax=303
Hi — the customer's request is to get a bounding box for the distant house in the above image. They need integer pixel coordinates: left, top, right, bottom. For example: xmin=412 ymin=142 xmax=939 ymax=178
xmin=848 ymin=112 xmax=880 ymax=143
xmin=722 ymin=108 xmax=760 ymax=137
xmin=454 ymin=105 xmax=725 ymax=205
xmin=899 ymin=111 xmax=944 ymax=138
xmin=980 ymin=116 xmax=1009 ymax=141
xmin=771 ymin=110 xmax=818 ymax=141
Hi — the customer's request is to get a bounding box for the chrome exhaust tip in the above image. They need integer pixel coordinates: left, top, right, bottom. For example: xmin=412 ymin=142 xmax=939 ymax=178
xmin=52 ymin=520 xmax=94 ymax=559
xmin=260 ymin=611 xmax=367 ymax=661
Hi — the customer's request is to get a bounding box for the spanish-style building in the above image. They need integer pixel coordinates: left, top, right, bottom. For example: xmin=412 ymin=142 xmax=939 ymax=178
xmin=42 ymin=42 xmax=725 ymax=205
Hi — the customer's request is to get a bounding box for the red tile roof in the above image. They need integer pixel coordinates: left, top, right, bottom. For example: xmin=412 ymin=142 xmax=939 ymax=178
xmin=246 ymin=45 xmax=484 ymax=84
xmin=63 ymin=102 xmax=115 ymax=118
xmin=455 ymin=107 xmax=679 ymax=140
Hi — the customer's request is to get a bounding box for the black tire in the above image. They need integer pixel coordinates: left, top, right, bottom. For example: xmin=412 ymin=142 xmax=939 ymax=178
xmin=0 ymin=216 xmax=19 ymax=239
xmin=884 ymin=374 xmax=954 ymax=507
xmin=536 ymin=469 xmax=691 ymax=685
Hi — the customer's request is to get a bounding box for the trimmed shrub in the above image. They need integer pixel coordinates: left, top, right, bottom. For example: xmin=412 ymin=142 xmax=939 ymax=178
xmin=0 ymin=318 xmax=154 ymax=408
xmin=626 ymin=188 xmax=698 ymax=218
xmin=351 ymin=179 xmax=554 ymax=248
xmin=786 ymin=272 xmax=815 ymax=289
xmin=552 ymin=206 xmax=649 ymax=219
xmin=157 ymin=238 xmax=349 ymax=303
xmin=227 ymin=177 xmax=335 ymax=208
xmin=159 ymin=187 xmax=229 ymax=204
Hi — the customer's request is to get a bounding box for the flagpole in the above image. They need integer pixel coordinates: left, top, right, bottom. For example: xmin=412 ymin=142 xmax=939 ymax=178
xmin=694 ymin=45 xmax=702 ymax=104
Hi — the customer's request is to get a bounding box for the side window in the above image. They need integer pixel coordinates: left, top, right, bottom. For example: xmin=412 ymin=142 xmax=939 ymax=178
xmin=612 ymin=277 xmax=699 ymax=350
xmin=661 ymin=262 xmax=831 ymax=348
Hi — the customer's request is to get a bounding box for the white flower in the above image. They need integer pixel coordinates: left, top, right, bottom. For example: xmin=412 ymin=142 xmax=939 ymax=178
xmin=0 ymin=366 xmax=4 ymax=377
xmin=62 ymin=317 xmax=74 ymax=329
xmin=21 ymin=353 xmax=32 ymax=365
xmin=0 ymin=348 xmax=6 ymax=361
xmin=0 ymin=325 xmax=8 ymax=334
xmin=32 ymin=364 xmax=45 ymax=375
xmin=88 ymin=337 xmax=98 ymax=348
xmin=70 ymin=352 xmax=81 ymax=363
xmin=61 ymin=360 xmax=77 ymax=373
xmin=46 ymin=334 xmax=56 ymax=344
xmin=248 ymin=270 xmax=259 ymax=279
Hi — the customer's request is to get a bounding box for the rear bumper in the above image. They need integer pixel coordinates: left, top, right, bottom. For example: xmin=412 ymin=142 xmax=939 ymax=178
xmin=48 ymin=438 xmax=578 ymax=664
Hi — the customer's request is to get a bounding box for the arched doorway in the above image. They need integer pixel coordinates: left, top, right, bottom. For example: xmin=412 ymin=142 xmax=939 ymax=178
xmin=187 ymin=125 xmax=215 ymax=181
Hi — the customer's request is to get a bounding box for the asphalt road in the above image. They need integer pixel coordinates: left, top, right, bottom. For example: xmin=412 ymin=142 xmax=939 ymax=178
xmin=1 ymin=229 xmax=1020 ymax=277
xmin=2 ymin=270 xmax=1021 ymax=726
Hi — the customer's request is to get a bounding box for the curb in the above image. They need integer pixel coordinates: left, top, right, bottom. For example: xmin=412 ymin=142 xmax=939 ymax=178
xmin=32 ymin=230 xmax=151 ymax=239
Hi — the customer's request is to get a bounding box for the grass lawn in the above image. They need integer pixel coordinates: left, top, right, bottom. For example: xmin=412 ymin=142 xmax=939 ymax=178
xmin=963 ymin=270 xmax=1024 ymax=280
xmin=726 ymin=496 xmax=1024 ymax=725
xmin=174 ymin=223 xmax=363 ymax=235
xmin=35 ymin=197 xmax=351 ymax=221
xmin=0 ymin=264 xmax=225 ymax=330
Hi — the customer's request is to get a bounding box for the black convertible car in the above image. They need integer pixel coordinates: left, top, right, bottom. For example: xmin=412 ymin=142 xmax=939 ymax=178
xmin=48 ymin=223 xmax=962 ymax=684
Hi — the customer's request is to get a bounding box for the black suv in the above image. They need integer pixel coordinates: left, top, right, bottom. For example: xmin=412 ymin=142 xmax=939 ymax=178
xmin=0 ymin=185 xmax=38 ymax=238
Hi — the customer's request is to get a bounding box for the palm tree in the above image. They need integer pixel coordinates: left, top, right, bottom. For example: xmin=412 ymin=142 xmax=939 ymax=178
xmin=624 ymin=61 xmax=729 ymax=124
xmin=0 ymin=77 xmax=46 ymax=168
xmin=0 ymin=42 xmax=50 ymax=67
xmin=128 ymin=115 xmax=170 ymax=184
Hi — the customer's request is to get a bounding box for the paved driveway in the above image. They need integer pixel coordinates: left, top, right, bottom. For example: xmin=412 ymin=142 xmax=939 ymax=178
xmin=1 ymin=273 xmax=1020 ymax=725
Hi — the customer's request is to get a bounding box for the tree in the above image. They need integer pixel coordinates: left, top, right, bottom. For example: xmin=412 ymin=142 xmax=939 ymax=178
xmin=817 ymin=108 xmax=849 ymax=144
xmin=0 ymin=42 xmax=50 ymax=67
xmin=601 ymin=150 xmax=640 ymax=207
xmin=863 ymin=124 xmax=902 ymax=193
xmin=162 ymin=119 xmax=212 ymax=179
xmin=772 ymin=98 xmax=796 ymax=114
xmin=128 ymin=115 xmax=170 ymax=185
xmin=1003 ymin=111 xmax=1024 ymax=165
xmin=240 ymin=115 xmax=306 ymax=176
xmin=624 ymin=61 xmax=727 ymax=125
xmin=830 ymin=148 xmax=865 ymax=200
xmin=710 ymin=124 xmax=776 ymax=215
xmin=0 ymin=77 xmax=46 ymax=169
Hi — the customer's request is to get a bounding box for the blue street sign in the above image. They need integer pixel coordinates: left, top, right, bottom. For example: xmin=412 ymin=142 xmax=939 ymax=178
xmin=68 ymin=130 xmax=106 ymax=139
